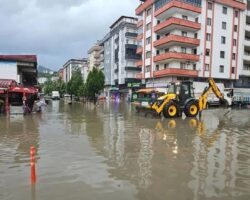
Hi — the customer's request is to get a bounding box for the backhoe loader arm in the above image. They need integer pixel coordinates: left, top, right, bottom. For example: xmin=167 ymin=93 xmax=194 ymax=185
xmin=198 ymin=78 xmax=225 ymax=112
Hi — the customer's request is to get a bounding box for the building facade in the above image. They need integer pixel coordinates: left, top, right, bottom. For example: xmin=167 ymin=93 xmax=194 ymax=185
xmin=0 ymin=55 xmax=37 ymax=86
xmin=135 ymin=0 xmax=246 ymax=88
xmin=63 ymin=58 xmax=88 ymax=83
xmin=87 ymin=43 xmax=103 ymax=71
xmin=100 ymin=16 xmax=142 ymax=98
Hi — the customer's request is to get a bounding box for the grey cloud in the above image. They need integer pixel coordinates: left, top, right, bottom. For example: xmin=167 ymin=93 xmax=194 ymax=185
xmin=0 ymin=0 xmax=138 ymax=70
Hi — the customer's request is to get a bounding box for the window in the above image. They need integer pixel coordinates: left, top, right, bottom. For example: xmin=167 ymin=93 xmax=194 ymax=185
xmin=195 ymin=17 xmax=199 ymax=23
xmin=193 ymin=64 xmax=196 ymax=70
xmin=233 ymin=39 xmax=237 ymax=46
xmin=180 ymin=63 xmax=186 ymax=69
xmin=207 ymin=18 xmax=211 ymax=26
xmin=181 ymin=47 xmax=187 ymax=53
xmin=206 ymin=33 xmax=211 ymax=41
xmin=220 ymin=65 xmax=224 ymax=73
xmin=164 ymin=63 xmax=169 ymax=69
xmin=223 ymin=7 xmax=227 ymax=14
xmin=235 ymin=10 xmax=239 ymax=18
xmin=182 ymin=31 xmax=187 ymax=37
xmin=157 ymin=35 xmax=160 ymax=40
xmin=205 ymin=64 xmax=210 ymax=71
xmin=232 ymin=53 xmax=236 ymax=60
xmin=222 ymin=22 xmax=227 ymax=29
xmin=146 ymin=23 xmax=151 ymax=31
xmin=165 ymin=33 xmax=170 ymax=37
xmin=192 ymin=48 xmax=197 ymax=55
xmin=232 ymin=67 xmax=235 ymax=74
xmin=156 ymin=50 xmax=160 ymax=55
xmin=146 ymin=37 xmax=151 ymax=45
xmin=220 ymin=51 xmax=225 ymax=58
xmin=165 ymin=48 xmax=169 ymax=53
xmin=157 ymin=20 xmax=161 ymax=25
xmin=146 ymin=51 xmax=151 ymax=58
xmin=206 ymin=48 xmax=210 ymax=56
xmin=194 ymin=33 xmax=198 ymax=38
xmin=208 ymin=2 xmax=213 ymax=10
xmin=221 ymin=36 xmax=226 ymax=44
xmin=146 ymin=65 xmax=150 ymax=72
xmin=146 ymin=7 xmax=152 ymax=16
xmin=155 ymin=65 xmax=159 ymax=71
xmin=182 ymin=15 xmax=188 ymax=20
xmin=234 ymin=25 xmax=238 ymax=32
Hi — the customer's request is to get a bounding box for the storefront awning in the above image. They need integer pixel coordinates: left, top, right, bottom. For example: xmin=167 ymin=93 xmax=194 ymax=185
xmin=8 ymin=86 xmax=38 ymax=94
xmin=0 ymin=79 xmax=17 ymax=89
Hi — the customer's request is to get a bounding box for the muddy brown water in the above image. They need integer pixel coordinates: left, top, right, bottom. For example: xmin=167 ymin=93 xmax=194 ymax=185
xmin=0 ymin=101 xmax=250 ymax=200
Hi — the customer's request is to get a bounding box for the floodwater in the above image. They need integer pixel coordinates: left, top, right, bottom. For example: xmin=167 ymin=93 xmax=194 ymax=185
xmin=0 ymin=101 xmax=250 ymax=200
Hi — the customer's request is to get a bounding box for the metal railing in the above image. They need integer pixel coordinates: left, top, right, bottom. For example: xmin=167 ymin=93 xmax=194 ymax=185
xmin=155 ymin=0 xmax=201 ymax=11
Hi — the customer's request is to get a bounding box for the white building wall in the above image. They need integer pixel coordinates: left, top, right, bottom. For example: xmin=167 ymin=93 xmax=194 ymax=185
xmin=0 ymin=61 xmax=18 ymax=82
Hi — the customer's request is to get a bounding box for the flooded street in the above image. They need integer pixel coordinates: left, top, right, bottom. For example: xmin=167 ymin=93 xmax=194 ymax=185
xmin=0 ymin=101 xmax=250 ymax=200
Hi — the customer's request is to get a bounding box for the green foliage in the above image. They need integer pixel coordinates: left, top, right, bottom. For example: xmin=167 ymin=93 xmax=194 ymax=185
xmin=67 ymin=70 xmax=84 ymax=97
xmin=43 ymin=78 xmax=66 ymax=96
xmin=85 ymin=68 xmax=105 ymax=98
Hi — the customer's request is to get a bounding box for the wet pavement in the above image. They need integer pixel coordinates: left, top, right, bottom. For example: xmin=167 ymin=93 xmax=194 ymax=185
xmin=0 ymin=101 xmax=250 ymax=200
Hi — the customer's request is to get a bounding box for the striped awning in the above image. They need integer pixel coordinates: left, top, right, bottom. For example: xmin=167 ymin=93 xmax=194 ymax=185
xmin=0 ymin=79 xmax=17 ymax=89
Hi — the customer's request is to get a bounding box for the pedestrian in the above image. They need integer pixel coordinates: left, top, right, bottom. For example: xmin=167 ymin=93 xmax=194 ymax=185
xmin=94 ymin=92 xmax=99 ymax=105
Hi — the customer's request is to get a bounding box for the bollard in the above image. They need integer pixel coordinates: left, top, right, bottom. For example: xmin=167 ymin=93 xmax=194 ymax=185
xmin=30 ymin=146 xmax=36 ymax=184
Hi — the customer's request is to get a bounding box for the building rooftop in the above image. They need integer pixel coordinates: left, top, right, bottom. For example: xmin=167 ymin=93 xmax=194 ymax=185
xmin=110 ymin=16 xmax=138 ymax=29
xmin=0 ymin=55 xmax=37 ymax=63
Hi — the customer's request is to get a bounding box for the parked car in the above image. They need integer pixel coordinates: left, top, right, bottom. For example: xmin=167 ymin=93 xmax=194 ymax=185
xmin=51 ymin=91 xmax=60 ymax=100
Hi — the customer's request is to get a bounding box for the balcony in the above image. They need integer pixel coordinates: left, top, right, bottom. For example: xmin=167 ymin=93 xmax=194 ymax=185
xmin=125 ymin=66 xmax=141 ymax=72
xmin=135 ymin=60 xmax=143 ymax=67
xmin=245 ymin=37 xmax=250 ymax=47
xmin=155 ymin=0 xmax=201 ymax=20
xmin=125 ymin=32 xmax=138 ymax=38
xmin=137 ymin=33 xmax=143 ymax=41
xmin=137 ymin=20 xmax=143 ymax=28
xmin=153 ymin=68 xmax=198 ymax=78
xmin=136 ymin=47 xmax=143 ymax=54
xmin=154 ymin=17 xmax=200 ymax=34
xmin=244 ymin=51 xmax=250 ymax=61
xmin=154 ymin=34 xmax=200 ymax=48
xmin=94 ymin=53 xmax=100 ymax=59
xmin=136 ymin=0 xmax=154 ymax=15
xmin=154 ymin=52 xmax=199 ymax=63
xmin=246 ymin=24 xmax=250 ymax=32
xmin=136 ymin=73 xmax=144 ymax=79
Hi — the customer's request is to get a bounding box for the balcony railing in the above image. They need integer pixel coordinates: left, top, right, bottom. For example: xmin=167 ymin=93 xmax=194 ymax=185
xmin=155 ymin=0 xmax=201 ymax=11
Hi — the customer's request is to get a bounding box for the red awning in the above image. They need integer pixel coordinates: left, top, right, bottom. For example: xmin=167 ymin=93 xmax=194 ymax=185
xmin=8 ymin=86 xmax=38 ymax=94
xmin=0 ymin=79 xmax=17 ymax=89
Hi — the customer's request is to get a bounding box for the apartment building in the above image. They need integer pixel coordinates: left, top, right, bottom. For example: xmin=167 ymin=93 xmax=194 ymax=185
xmin=87 ymin=43 xmax=103 ymax=71
xmin=100 ymin=16 xmax=142 ymax=98
xmin=0 ymin=55 xmax=37 ymax=86
xmin=63 ymin=58 xmax=88 ymax=83
xmin=135 ymin=0 xmax=246 ymax=88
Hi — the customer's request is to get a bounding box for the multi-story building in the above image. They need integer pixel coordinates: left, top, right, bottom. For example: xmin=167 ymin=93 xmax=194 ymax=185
xmin=87 ymin=43 xmax=103 ymax=71
xmin=0 ymin=55 xmax=37 ymax=86
xmin=100 ymin=16 xmax=142 ymax=98
xmin=135 ymin=0 xmax=246 ymax=88
xmin=63 ymin=58 xmax=88 ymax=83
xmin=235 ymin=0 xmax=250 ymax=88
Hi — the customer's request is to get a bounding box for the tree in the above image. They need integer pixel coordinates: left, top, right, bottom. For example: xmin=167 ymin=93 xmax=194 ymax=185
xmin=67 ymin=70 xmax=84 ymax=97
xmin=85 ymin=68 xmax=105 ymax=98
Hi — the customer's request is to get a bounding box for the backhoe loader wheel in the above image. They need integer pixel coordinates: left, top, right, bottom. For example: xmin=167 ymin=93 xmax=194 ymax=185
xmin=163 ymin=102 xmax=179 ymax=118
xmin=184 ymin=101 xmax=199 ymax=117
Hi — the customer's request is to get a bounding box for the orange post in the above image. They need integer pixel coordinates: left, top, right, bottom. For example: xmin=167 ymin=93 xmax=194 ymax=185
xmin=30 ymin=146 xmax=36 ymax=184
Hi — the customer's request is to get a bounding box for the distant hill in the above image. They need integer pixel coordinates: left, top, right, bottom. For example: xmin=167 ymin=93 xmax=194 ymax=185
xmin=38 ymin=65 xmax=55 ymax=74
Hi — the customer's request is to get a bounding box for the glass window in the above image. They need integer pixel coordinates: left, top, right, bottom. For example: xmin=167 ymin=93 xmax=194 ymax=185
xmin=146 ymin=51 xmax=151 ymax=58
xmin=222 ymin=22 xmax=226 ymax=29
xmin=220 ymin=65 xmax=224 ymax=73
xmin=146 ymin=23 xmax=151 ymax=31
xmin=221 ymin=36 xmax=226 ymax=44
xmin=146 ymin=7 xmax=152 ymax=16
xmin=208 ymin=2 xmax=213 ymax=10
xmin=206 ymin=33 xmax=211 ymax=41
xmin=146 ymin=37 xmax=151 ymax=45
xmin=234 ymin=25 xmax=238 ymax=32
xmin=220 ymin=51 xmax=225 ymax=58
xmin=207 ymin=18 xmax=211 ymax=26
xmin=182 ymin=15 xmax=188 ymax=20
xmin=223 ymin=7 xmax=227 ymax=14
xmin=205 ymin=64 xmax=210 ymax=71
xmin=206 ymin=49 xmax=210 ymax=56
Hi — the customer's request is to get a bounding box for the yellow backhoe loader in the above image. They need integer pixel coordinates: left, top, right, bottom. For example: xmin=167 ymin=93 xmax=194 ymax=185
xmin=136 ymin=78 xmax=231 ymax=118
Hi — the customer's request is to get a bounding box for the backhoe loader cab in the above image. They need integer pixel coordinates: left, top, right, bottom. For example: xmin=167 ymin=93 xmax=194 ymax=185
xmin=150 ymin=78 xmax=229 ymax=118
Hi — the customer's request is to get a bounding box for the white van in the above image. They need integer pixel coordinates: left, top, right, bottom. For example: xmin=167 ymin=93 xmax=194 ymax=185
xmin=51 ymin=91 xmax=60 ymax=100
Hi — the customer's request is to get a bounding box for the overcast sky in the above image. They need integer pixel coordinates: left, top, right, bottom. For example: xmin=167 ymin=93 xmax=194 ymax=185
xmin=0 ymin=0 xmax=139 ymax=70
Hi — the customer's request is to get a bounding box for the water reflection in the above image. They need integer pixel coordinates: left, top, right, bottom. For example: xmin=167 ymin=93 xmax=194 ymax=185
xmin=0 ymin=102 xmax=250 ymax=200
